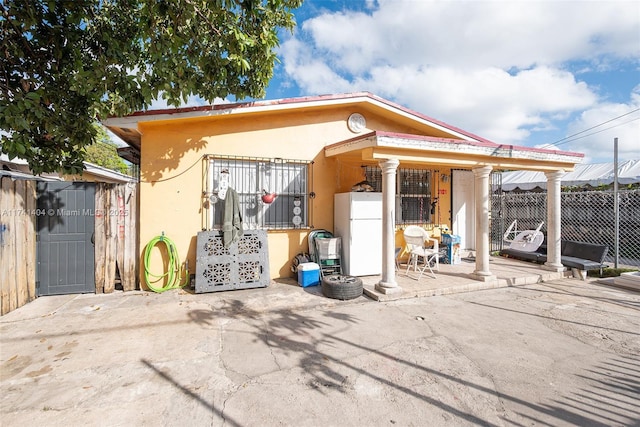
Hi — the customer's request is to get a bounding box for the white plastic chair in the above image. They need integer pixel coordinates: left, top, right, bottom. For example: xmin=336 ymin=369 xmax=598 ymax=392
xmin=403 ymin=226 xmax=439 ymax=280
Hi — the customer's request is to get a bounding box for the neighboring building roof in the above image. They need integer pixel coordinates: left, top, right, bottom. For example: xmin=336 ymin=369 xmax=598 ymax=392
xmin=1 ymin=153 xmax=62 ymax=181
xmin=0 ymin=169 xmax=61 ymax=181
xmin=0 ymin=154 xmax=133 ymax=183
xmin=0 ymin=153 xmax=28 ymax=165
xmin=501 ymin=159 xmax=640 ymax=191
xmin=82 ymin=162 xmax=135 ymax=183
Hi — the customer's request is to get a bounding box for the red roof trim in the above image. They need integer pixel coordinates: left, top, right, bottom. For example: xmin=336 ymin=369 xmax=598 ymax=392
xmin=361 ymin=94 xmax=497 ymax=145
xmin=330 ymin=130 xmax=583 ymax=158
xmin=125 ymin=92 xmax=374 ymax=117
xmin=123 ymin=92 xmax=583 ymax=159
xmin=375 ymin=131 xmax=469 ymax=145
xmin=124 ymin=92 xmax=507 ymax=147
xmin=376 ymin=130 xmax=583 ymax=158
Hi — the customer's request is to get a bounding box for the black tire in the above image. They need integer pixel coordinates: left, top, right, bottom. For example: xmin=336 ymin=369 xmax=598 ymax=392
xmin=321 ymin=275 xmax=363 ymax=300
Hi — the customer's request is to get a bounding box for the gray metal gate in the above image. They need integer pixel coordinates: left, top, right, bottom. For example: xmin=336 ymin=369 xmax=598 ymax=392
xmin=195 ymin=229 xmax=270 ymax=293
xmin=36 ymin=182 xmax=96 ymax=296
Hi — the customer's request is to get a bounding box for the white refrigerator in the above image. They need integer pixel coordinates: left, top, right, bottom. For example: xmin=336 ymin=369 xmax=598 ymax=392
xmin=334 ymin=192 xmax=383 ymax=276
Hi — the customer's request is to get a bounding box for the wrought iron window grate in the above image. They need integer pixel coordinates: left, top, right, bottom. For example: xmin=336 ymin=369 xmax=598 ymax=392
xmin=205 ymin=155 xmax=313 ymax=230
xmin=365 ymin=166 xmax=434 ymax=224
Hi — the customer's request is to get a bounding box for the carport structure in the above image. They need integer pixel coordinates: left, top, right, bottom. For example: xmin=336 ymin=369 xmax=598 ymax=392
xmin=326 ymin=130 xmax=583 ymax=295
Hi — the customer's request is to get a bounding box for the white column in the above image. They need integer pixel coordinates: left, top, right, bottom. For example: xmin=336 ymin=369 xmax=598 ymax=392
xmin=470 ymin=165 xmax=496 ymax=282
xmin=375 ymin=158 xmax=401 ymax=294
xmin=544 ymin=170 xmax=565 ymax=271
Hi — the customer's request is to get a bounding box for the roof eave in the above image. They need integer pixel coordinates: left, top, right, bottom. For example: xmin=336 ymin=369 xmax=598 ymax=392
xmin=101 ymin=92 xmax=486 ymax=147
xmin=326 ymin=132 xmax=583 ymax=171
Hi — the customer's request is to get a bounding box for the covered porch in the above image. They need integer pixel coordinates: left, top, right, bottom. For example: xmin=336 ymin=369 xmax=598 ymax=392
xmin=361 ymin=254 xmax=568 ymax=302
xmin=325 ymin=130 xmax=584 ymax=298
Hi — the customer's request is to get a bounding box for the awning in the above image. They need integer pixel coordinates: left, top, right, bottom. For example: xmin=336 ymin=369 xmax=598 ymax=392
xmin=325 ymin=131 xmax=584 ymax=172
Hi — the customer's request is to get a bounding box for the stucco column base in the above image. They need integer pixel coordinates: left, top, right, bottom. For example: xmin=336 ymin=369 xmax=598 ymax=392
xmin=375 ymin=282 xmax=403 ymax=295
xmin=468 ymin=272 xmax=497 ymax=282
xmin=542 ymin=263 xmax=565 ymax=272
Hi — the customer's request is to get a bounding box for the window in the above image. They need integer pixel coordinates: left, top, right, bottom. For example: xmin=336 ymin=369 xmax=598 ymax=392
xmin=207 ymin=156 xmax=311 ymax=230
xmin=365 ymin=166 xmax=433 ymax=224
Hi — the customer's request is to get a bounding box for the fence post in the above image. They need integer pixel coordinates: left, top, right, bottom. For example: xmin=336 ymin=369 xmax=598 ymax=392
xmin=26 ymin=180 xmax=37 ymax=302
xmin=95 ymin=184 xmax=106 ymax=293
xmin=614 ymin=137 xmax=619 ymax=269
xmin=104 ymin=186 xmax=117 ymax=293
xmin=1 ymin=178 xmax=13 ymax=314
xmin=0 ymin=178 xmax=36 ymax=315
xmin=121 ymin=183 xmax=138 ymax=291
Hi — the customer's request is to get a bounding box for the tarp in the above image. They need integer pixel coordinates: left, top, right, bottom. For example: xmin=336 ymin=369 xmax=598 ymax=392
xmin=502 ymin=159 xmax=640 ymax=191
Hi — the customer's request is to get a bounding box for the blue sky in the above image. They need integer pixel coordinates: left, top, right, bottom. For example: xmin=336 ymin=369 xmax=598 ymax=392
xmin=145 ymin=0 xmax=639 ymax=164
xmin=262 ymin=0 xmax=640 ymax=164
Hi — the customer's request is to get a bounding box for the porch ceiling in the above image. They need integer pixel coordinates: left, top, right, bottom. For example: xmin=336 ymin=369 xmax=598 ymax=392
xmin=325 ymin=131 xmax=583 ymax=172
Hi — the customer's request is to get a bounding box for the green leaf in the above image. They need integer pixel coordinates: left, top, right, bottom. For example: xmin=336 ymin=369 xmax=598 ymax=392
xmin=2 ymin=0 xmax=302 ymax=173
xmin=16 ymin=142 xmax=27 ymax=155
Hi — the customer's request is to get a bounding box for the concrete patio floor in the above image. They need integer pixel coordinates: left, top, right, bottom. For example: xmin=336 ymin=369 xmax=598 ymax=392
xmin=1 ymin=261 xmax=638 ymax=427
xmin=361 ymin=255 xmax=567 ymax=301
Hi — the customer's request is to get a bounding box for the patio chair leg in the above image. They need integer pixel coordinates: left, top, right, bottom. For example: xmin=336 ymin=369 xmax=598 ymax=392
xmin=414 ymin=254 xmax=437 ymax=280
xmin=405 ymin=254 xmax=415 ymax=276
xmin=421 ymin=260 xmax=437 ymax=280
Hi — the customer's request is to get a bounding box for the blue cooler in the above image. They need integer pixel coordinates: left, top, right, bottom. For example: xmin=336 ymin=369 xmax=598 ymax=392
xmin=298 ymin=262 xmax=320 ymax=287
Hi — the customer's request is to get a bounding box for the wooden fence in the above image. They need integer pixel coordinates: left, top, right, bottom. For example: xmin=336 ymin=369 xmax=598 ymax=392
xmin=95 ymin=183 xmax=139 ymax=293
xmin=0 ymin=178 xmax=37 ymax=315
xmin=0 ymin=177 xmax=139 ymax=315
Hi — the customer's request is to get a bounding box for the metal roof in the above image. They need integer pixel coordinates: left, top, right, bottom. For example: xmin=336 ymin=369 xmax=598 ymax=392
xmin=501 ymin=160 xmax=640 ymax=190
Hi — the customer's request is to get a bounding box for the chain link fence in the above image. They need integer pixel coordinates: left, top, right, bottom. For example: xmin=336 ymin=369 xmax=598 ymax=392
xmin=491 ymin=189 xmax=640 ymax=268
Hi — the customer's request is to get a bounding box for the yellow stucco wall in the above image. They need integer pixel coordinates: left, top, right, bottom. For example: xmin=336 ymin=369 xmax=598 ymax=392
xmin=137 ymin=106 xmax=453 ymax=284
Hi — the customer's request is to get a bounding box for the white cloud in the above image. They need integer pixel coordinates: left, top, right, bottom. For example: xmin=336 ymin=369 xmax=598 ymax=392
xmin=281 ymin=38 xmax=352 ymax=94
xmin=299 ymin=1 xmax=639 ymax=72
xmin=279 ymin=0 xmax=640 ymax=162
xmin=561 ymin=86 xmax=640 ymax=163
xmin=356 ymin=65 xmax=598 ymax=143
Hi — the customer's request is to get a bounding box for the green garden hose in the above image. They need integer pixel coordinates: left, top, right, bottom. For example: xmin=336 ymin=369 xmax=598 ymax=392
xmin=143 ymin=233 xmax=189 ymax=293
